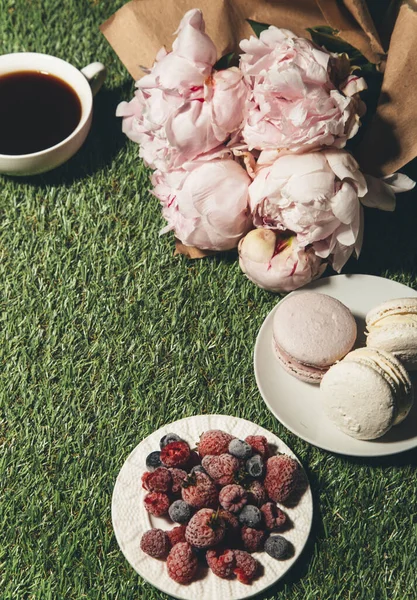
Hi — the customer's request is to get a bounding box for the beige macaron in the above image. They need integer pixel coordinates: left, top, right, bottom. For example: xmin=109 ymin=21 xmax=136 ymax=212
xmin=366 ymin=298 xmax=417 ymax=370
xmin=320 ymin=347 xmax=414 ymax=440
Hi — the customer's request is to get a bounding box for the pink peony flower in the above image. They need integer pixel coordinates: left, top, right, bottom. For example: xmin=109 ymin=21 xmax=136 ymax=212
xmin=239 ymin=27 xmax=365 ymax=154
xmin=116 ymin=9 xmax=248 ymax=172
xmin=238 ymin=229 xmax=326 ymax=292
xmin=152 ymin=159 xmax=252 ymax=251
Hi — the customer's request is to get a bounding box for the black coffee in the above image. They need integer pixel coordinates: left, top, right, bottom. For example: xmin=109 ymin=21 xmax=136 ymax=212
xmin=0 ymin=70 xmax=82 ymax=155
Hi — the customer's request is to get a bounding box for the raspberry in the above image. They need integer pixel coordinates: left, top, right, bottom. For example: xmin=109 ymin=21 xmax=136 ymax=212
xmin=206 ymin=548 xmax=236 ymax=579
xmin=265 ymin=535 xmax=292 ymax=560
xmin=167 ymin=542 xmax=198 ymax=584
xmin=246 ymin=480 xmax=267 ymax=507
xmin=219 ymin=484 xmax=247 ymax=513
xmin=181 ymin=472 xmax=218 ymax=509
xmin=197 ymin=430 xmax=235 ymax=457
xmin=185 ymin=508 xmax=225 ymax=548
xmin=245 ymin=454 xmax=264 ymax=478
xmin=245 ymin=435 xmax=270 ymax=459
xmin=168 ymin=468 xmax=187 ymax=494
xmin=140 ymin=528 xmax=170 ymax=558
xmin=264 ymin=455 xmax=300 ymax=503
xmin=160 ymin=433 xmax=182 ymax=448
xmin=241 ymin=526 xmax=266 ymax=552
xmin=260 ymin=502 xmax=287 ymax=530
xmin=167 ymin=525 xmax=187 ymax=547
xmin=168 ymin=499 xmax=192 ymax=524
xmin=228 ymin=439 xmax=252 ymax=459
xmin=141 ymin=467 xmax=172 ymax=493
xmin=143 ymin=492 xmax=170 ymax=517
xmin=202 ymin=454 xmax=240 ymax=486
xmin=238 ymin=505 xmax=262 ymax=528
xmin=160 ymin=440 xmax=191 ymax=468
xmin=233 ymin=550 xmax=259 ymax=584
xmin=145 ymin=451 xmax=162 ymax=471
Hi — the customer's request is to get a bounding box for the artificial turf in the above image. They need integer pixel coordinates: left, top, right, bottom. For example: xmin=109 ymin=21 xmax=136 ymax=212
xmin=1 ymin=1 xmax=417 ymax=599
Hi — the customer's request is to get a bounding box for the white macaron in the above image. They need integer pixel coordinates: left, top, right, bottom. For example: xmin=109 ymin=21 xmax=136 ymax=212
xmin=366 ymin=297 xmax=417 ymax=370
xmin=320 ymin=347 xmax=414 ymax=440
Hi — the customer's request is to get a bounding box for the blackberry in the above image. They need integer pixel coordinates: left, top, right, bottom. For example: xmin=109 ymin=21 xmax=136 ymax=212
xmin=264 ymin=535 xmax=292 ymax=560
xmin=246 ymin=454 xmax=264 ymax=478
xmin=145 ymin=450 xmax=162 ymax=471
xmin=160 ymin=433 xmax=182 ymax=449
xmin=228 ymin=439 xmax=252 ymax=459
xmin=168 ymin=499 xmax=192 ymax=524
xmin=238 ymin=505 xmax=262 ymax=528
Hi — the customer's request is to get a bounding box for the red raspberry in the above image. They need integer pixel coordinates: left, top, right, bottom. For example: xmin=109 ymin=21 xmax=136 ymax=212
xmin=241 ymin=526 xmax=266 ymax=552
xmin=206 ymin=548 xmax=236 ymax=579
xmin=140 ymin=528 xmax=170 ymax=558
xmin=181 ymin=472 xmax=218 ymax=509
xmin=246 ymin=480 xmax=267 ymax=507
xmin=264 ymin=455 xmax=300 ymax=503
xmin=167 ymin=525 xmax=187 ymax=547
xmin=143 ymin=492 xmax=170 ymax=517
xmin=168 ymin=468 xmax=187 ymax=494
xmin=141 ymin=467 xmax=172 ymax=493
xmin=202 ymin=454 xmax=240 ymax=486
xmin=185 ymin=508 xmax=225 ymax=548
xmin=197 ymin=430 xmax=235 ymax=458
xmin=160 ymin=440 xmax=191 ymax=468
xmin=167 ymin=542 xmax=198 ymax=584
xmin=233 ymin=550 xmax=259 ymax=584
xmin=245 ymin=435 xmax=270 ymax=459
xmin=219 ymin=484 xmax=247 ymax=513
xmin=260 ymin=502 xmax=287 ymax=530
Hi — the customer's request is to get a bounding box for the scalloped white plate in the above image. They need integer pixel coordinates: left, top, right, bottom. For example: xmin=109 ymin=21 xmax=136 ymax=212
xmin=112 ymin=414 xmax=313 ymax=600
xmin=254 ymin=274 xmax=417 ymax=457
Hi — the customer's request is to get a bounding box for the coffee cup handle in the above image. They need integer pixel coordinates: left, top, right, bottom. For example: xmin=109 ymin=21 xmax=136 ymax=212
xmin=81 ymin=62 xmax=107 ymax=96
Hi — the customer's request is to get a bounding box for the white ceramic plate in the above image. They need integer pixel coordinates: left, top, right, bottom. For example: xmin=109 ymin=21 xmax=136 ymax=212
xmin=254 ymin=274 xmax=417 ymax=457
xmin=112 ymin=414 xmax=313 ymax=600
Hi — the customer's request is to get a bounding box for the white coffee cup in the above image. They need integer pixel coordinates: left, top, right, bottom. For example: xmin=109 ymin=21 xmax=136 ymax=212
xmin=0 ymin=52 xmax=106 ymax=176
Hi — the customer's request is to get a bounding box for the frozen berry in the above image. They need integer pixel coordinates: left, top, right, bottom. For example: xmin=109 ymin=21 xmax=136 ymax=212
xmin=245 ymin=454 xmax=264 ymax=478
xmin=246 ymin=480 xmax=267 ymax=507
xmin=238 ymin=505 xmax=262 ymax=529
xmin=260 ymin=502 xmax=287 ymax=531
xmin=168 ymin=500 xmax=192 ymax=524
xmin=145 ymin=450 xmax=162 ymax=471
xmin=140 ymin=528 xmax=170 ymax=558
xmin=181 ymin=472 xmax=218 ymax=509
xmin=228 ymin=439 xmax=252 ymax=459
xmin=160 ymin=440 xmax=191 ymax=468
xmin=141 ymin=467 xmax=172 ymax=493
xmin=264 ymin=455 xmax=300 ymax=502
xmin=233 ymin=550 xmax=259 ymax=584
xmin=219 ymin=484 xmax=247 ymax=513
xmin=264 ymin=535 xmax=292 ymax=559
xmin=168 ymin=468 xmax=187 ymax=495
xmin=197 ymin=430 xmax=235 ymax=457
xmin=167 ymin=525 xmax=187 ymax=547
xmin=160 ymin=432 xmax=182 ymax=448
xmin=167 ymin=542 xmax=198 ymax=584
xmin=245 ymin=435 xmax=270 ymax=459
xmin=190 ymin=465 xmax=206 ymax=476
xmin=206 ymin=548 xmax=235 ymax=579
xmin=241 ymin=526 xmax=266 ymax=552
xmin=143 ymin=492 xmax=170 ymax=517
xmin=185 ymin=508 xmax=225 ymax=548
xmin=202 ymin=454 xmax=240 ymax=486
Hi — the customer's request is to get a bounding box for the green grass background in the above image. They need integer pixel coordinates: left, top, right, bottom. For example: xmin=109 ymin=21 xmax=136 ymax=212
xmin=1 ymin=1 xmax=417 ymax=598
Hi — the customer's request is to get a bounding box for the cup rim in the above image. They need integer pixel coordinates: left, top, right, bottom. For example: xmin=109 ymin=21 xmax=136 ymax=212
xmin=0 ymin=52 xmax=93 ymax=160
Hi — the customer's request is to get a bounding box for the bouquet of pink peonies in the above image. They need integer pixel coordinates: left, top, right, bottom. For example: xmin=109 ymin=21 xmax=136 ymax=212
xmin=112 ymin=8 xmax=415 ymax=292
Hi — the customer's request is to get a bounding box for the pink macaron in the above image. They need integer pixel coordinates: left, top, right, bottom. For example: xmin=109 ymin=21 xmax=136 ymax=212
xmin=272 ymin=292 xmax=357 ymax=383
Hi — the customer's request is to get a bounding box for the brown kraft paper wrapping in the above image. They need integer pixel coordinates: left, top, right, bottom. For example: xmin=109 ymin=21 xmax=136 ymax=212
xmin=100 ymin=0 xmax=417 ymax=255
